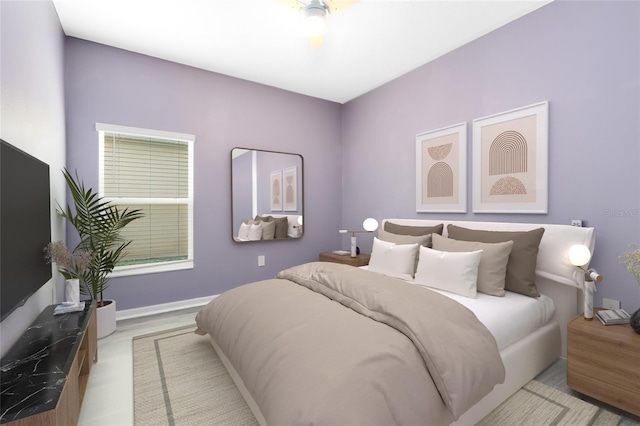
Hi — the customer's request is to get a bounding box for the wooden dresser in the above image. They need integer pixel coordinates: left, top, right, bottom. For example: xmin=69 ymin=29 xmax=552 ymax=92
xmin=567 ymin=309 xmax=640 ymax=417
xmin=1 ymin=302 xmax=97 ymax=425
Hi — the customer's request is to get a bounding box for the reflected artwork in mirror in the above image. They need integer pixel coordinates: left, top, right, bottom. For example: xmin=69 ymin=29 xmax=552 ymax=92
xmin=231 ymin=148 xmax=304 ymax=243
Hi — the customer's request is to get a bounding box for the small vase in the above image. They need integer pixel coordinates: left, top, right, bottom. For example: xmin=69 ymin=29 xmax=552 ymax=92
xmin=65 ymin=278 xmax=80 ymax=303
xmin=630 ymin=308 xmax=640 ymax=334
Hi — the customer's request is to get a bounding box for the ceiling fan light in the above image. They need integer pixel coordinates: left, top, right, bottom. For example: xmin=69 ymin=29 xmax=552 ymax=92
xmin=305 ymin=6 xmax=327 ymax=37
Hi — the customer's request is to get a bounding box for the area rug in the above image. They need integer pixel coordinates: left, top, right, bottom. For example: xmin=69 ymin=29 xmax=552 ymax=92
xmin=133 ymin=325 xmax=258 ymax=426
xmin=133 ymin=325 xmax=622 ymax=426
xmin=476 ymin=379 xmax=621 ymax=426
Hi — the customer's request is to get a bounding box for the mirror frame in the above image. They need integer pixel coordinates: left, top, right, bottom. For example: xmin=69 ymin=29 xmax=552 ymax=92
xmin=230 ymin=147 xmax=304 ymax=243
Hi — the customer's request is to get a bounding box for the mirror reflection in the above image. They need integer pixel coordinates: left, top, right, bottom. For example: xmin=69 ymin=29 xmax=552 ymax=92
xmin=231 ymin=148 xmax=303 ymax=242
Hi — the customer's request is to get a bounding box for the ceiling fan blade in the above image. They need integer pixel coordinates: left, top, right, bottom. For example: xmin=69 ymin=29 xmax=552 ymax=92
xmin=324 ymin=0 xmax=358 ymax=14
xmin=278 ymin=0 xmax=305 ymax=12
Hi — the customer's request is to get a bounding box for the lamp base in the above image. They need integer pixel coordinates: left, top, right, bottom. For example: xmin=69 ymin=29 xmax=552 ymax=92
xmin=350 ymin=235 xmax=357 ymax=258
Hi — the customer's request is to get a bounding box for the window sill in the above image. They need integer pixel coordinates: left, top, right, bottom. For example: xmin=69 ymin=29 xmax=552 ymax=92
xmin=110 ymin=260 xmax=194 ymax=278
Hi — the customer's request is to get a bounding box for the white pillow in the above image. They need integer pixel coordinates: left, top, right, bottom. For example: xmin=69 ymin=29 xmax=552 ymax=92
xmin=247 ymin=223 xmax=263 ymax=241
xmin=368 ymin=237 xmax=419 ymax=281
xmin=414 ymin=246 xmax=482 ymax=298
xmin=238 ymin=222 xmax=251 ymax=240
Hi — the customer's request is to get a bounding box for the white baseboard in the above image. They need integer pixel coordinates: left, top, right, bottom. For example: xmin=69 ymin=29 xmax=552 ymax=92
xmin=116 ymin=295 xmax=217 ymax=321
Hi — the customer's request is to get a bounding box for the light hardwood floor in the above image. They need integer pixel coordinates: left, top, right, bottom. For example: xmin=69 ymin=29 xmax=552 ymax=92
xmin=78 ymin=308 xmax=640 ymax=426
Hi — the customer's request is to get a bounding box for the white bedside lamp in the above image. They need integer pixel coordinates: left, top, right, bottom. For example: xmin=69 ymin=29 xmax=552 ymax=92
xmin=569 ymin=244 xmax=603 ymax=320
xmin=293 ymin=216 xmax=303 ymax=237
xmin=339 ymin=218 xmax=379 ymax=258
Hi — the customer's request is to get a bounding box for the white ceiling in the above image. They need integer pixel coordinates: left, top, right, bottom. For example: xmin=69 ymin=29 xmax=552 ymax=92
xmin=52 ymin=0 xmax=552 ymax=104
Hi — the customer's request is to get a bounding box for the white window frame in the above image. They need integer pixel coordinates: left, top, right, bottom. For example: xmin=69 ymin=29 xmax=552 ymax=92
xmin=96 ymin=122 xmax=195 ymax=277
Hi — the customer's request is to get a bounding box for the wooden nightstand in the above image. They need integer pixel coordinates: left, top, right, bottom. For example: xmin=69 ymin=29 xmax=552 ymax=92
xmin=319 ymin=251 xmax=370 ymax=267
xmin=567 ymin=309 xmax=640 ymax=416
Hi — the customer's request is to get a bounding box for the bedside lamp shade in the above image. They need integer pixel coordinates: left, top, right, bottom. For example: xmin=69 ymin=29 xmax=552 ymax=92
xmin=363 ymin=218 xmax=379 ymax=232
xmin=569 ymin=244 xmax=591 ymax=267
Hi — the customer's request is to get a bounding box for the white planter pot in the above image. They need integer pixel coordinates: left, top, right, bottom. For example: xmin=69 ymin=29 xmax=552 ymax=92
xmin=97 ymin=299 xmax=117 ymax=339
xmin=65 ymin=279 xmax=80 ymax=303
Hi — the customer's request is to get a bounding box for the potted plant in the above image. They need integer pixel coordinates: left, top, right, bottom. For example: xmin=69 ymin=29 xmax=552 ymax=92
xmin=58 ymin=168 xmax=143 ymax=338
xmin=620 ymin=243 xmax=640 ymax=334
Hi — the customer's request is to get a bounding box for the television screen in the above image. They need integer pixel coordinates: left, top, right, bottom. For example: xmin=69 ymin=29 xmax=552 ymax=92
xmin=1 ymin=139 xmax=52 ymax=321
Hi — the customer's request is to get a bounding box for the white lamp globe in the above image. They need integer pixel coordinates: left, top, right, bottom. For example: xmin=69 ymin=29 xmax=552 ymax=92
xmin=362 ymin=218 xmax=379 ymax=232
xmin=568 ymin=244 xmax=591 ymax=267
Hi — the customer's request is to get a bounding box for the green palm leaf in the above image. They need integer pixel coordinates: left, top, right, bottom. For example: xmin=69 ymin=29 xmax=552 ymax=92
xmin=59 ymin=168 xmax=143 ymax=302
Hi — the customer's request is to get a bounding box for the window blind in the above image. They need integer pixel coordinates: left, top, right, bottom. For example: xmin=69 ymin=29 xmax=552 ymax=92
xmin=101 ymin=130 xmax=193 ymax=268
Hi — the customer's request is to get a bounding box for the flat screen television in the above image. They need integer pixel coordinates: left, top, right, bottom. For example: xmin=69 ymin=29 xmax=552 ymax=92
xmin=1 ymin=139 xmax=52 ymax=321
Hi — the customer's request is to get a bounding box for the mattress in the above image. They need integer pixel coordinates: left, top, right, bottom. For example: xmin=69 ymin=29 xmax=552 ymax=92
xmin=360 ymin=266 xmax=556 ymax=350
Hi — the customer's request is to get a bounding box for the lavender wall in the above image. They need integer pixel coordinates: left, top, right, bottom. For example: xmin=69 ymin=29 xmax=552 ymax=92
xmin=341 ymin=1 xmax=640 ymax=310
xmin=0 ymin=0 xmax=67 ymax=355
xmin=64 ymin=39 xmax=343 ymax=310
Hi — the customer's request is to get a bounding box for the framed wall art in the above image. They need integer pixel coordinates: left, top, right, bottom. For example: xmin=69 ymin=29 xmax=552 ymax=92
xmin=282 ymin=166 xmax=298 ymax=211
xmin=415 ymin=122 xmax=467 ymax=213
xmin=472 ymin=101 xmax=548 ymax=214
xmin=270 ymin=170 xmax=282 ymax=211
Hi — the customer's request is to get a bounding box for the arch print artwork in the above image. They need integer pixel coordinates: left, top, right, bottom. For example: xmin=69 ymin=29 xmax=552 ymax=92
xmin=416 ymin=122 xmax=467 ymax=212
xmin=282 ymin=166 xmax=297 ymax=211
xmin=472 ymin=101 xmax=548 ymax=213
xmin=270 ymin=170 xmax=282 ymax=211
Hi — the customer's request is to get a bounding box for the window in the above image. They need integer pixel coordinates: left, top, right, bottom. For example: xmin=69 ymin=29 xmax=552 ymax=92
xmin=97 ymin=123 xmax=194 ymax=276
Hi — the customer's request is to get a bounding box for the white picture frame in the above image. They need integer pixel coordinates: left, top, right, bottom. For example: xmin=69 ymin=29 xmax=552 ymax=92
xmin=415 ymin=122 xmax=467 ymax=213
xmin=282 ymin=166 xmax=298 ymax=212
xmin=472 ymin=101 xmax=548 ymax=214
xmin=270 ymin=170 xmax=282 ymax=211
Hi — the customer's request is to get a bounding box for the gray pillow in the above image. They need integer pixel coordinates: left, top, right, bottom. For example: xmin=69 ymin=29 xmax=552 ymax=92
xmin=446 ymin=225 xmax=545 ymax=297
xmin=260 ymin=220 xmax=276 ymax=240
xmin=384 ymin=222 xmax=444 ymax=236
xmin=272 ymin=216 xmax=289 ymax=239
xmin=432 ymin=234 xmax=513 ymax=297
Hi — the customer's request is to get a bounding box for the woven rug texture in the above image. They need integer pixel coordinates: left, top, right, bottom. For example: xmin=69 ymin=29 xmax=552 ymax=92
xmin=133 ymin=325 xmax=622 ymax=426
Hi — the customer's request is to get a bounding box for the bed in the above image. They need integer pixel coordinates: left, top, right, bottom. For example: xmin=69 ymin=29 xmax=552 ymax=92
xmin=197 ymin=219 xmax=595 ymax=425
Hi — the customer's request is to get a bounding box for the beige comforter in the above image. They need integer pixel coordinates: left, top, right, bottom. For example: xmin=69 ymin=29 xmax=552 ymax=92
xmin=195 ymin=262 xmax=505 ymax=425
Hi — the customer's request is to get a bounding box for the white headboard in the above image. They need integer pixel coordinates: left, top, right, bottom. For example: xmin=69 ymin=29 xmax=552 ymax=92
xmin=383 ymin=219 xmax=595 ymax=288
xmin=383 ymin=219 xmax=596 ymax=356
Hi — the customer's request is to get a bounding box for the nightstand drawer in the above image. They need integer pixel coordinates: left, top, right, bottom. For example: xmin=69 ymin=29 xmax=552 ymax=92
xmin=567 ymin=311 xmax=640 ymax=416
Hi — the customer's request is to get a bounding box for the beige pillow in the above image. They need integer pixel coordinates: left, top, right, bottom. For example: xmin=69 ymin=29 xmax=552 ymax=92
xmin=260 ymin=220 xmax=276 ymax=240
xmin=432 ymin=234 xmax=513 ymax=297
xmin=377 ymin=228 xmax=432 ymax=247
xmin=384 ymin=222 xmax=444 ymax=236
xmin=447 ymin=225 xmax=545 ymax=297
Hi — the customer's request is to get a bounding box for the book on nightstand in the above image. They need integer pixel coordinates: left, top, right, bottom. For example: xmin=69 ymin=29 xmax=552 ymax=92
xmin=596 ymin=308 xmax=630 ymax=325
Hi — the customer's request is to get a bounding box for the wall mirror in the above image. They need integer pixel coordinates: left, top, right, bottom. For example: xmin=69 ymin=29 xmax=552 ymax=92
xmin=231 ymin=148 xmax=304 ymax=242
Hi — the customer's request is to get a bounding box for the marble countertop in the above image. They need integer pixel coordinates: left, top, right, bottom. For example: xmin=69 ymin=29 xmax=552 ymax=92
xmin=1 ymin=302 xmax=94 ymax=424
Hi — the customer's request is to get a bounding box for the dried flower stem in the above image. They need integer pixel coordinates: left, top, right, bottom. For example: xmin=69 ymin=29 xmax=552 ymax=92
xmin=620 ymin=243 xmax=640 ymax=286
